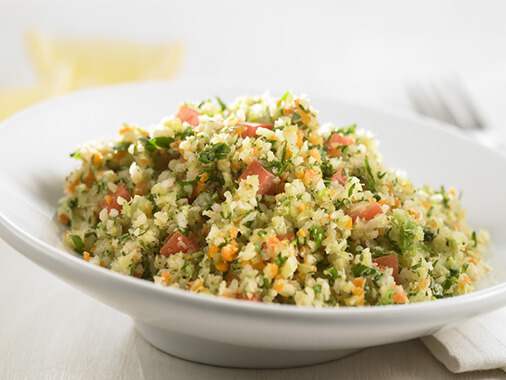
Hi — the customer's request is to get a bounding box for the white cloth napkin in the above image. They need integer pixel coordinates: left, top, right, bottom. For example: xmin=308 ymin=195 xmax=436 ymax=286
xmin=422 ymin=308 xmax=506 ymax=373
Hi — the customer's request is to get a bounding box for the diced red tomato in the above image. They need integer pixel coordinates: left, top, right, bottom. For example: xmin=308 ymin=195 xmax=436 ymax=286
xmin=373 ymin=254 xmax=399 ymax=282
xmin=331 ymin=168 xmax=347 ymax=185
xmin=347 ymin=201 xmax=383 ymax=222
xmin=160 ymin=231 xmax=199 ymax=256
xmin=239 ymin=160 xmax=277 ymax=195
xmin=101 ymin=184 xmax=131 ymax=212
xmin=239 ymin=123 xmax=273 ymax=138
xmin=326 ymin=133 xmax=354 ymax=157
xmin=177 ymin=105 xmax=199 ymax=127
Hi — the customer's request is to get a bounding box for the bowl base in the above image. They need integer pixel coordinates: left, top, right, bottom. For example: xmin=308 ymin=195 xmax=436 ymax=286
xmin=135 ymin=321 xmax=358 ymax=368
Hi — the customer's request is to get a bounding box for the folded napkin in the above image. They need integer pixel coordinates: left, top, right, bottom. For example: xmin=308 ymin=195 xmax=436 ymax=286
xmin=422 ymin=307 xmax=506 ymax=373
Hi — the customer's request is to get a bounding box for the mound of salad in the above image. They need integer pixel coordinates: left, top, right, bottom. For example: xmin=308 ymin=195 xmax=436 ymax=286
xmin=57 ymin=92 xmax=490 ymax=307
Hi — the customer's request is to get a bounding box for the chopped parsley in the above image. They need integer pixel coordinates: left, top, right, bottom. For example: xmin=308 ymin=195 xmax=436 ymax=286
xmin=423 ymin=229 xmax=435 ymax=243
xmin=69 ymin=151 xmax=82 ymax=160
xmin=274 ymin=254 xmax=288 ymax=266
xmin=323 ymin=266 xmax=338 ymax=281
xmin=175 ymin=128 xmax=195 ymax=140
xmin=198 ymin=143 xmax=231 ymax=163
xmin=388 ymin=210 xmax=423 ymax=253
xmin=348 ymin=183 xmax=356 ymax=197
xmin=291 ymin=112 xmax=302 ymax=124
xmin=215 ymin=96 xmax=227 ymax=111
xmin=320 ymin=160 xmax=334 ymax=179
xmin=68 ymin=198 xmax=78 ymax=209
xmin=144 ymin=136 xmax=174 ymax=152
xmin=352 ymin=263 xmax=378 ymax=277
xmin=440 ymin=186 xmax=450 ymax=209
xmin=336 ymin=124 xmax=356 ymax=135
xmin=309 ymin=225 xmax=326 ymax=248
xmin=70 ymin=235 xmax=84 ymax=254
xmin=471 ymin=231 xmax=477 ymax=247
xmin=363 ymin=156 xmax=377 ymax=192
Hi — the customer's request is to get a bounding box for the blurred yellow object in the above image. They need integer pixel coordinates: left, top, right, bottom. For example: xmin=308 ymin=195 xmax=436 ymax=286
xmin=0 ymin=86 xmax=49 ymax=121
xmin=0 ymin=32 xmax=183 ymax=121
xmin=26 ymin=31 xmax=184 ymax=90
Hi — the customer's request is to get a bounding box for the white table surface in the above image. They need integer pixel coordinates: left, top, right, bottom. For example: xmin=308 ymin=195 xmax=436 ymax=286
xmin=2 ymin=1 xmax=506 ymax=378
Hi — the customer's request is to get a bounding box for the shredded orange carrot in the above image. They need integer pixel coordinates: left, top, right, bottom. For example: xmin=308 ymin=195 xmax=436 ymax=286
xmin=83 ymin=170 xmax=95 ymax=188
xmin=251 ymin=259 xmax=266 ymax=271
xmin=215 ymin=261 xmax=229 ymax=273
xmin=221 ymin=241 xmax=239 ymax=262
xmin=264 ymin=263 xmax=279 ymax=279
xmin=273 ymin=279 xmax=284 ymax=293
xmin=308 ymin=148 xmax=321 ymax=161
xmin=296 ymin=129 xmax=304 ymax=148
xmin=66 ymin=178 xmax=80 ymax=194
xmin=161 ymin=271 xmax=172 ymax=285
xmin=352 ymin=277 xmax=366 ymax=288
xmin=308 ymin=132 xmax=323 ymax=146
xmin=208 ymin=244 xmax=219 ymax=258
xmin=393 ymin=288 xmax=408 ymax=304
xmin=91 ymin=153 xmax=103 ymax=168
xmin=193 ymin=172 xmax=208 ymax=197
xmin=229 ymin=226 xmax=238 ymax=239
xmin=58 ymin=213 xmax=70 ymax=225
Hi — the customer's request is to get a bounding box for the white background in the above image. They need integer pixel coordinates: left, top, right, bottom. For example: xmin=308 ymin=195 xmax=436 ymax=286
xmin=2 ymin=0 xmax=506 ymax=107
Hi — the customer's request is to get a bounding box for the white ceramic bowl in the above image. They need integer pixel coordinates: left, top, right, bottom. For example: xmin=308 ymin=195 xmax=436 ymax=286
xmin=1 ymin=81 xmax=506 ymax=368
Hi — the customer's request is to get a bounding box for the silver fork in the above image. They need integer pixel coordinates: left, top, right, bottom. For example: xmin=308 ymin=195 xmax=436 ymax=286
xmin=406 ymin=77 xmax=501 ymax=149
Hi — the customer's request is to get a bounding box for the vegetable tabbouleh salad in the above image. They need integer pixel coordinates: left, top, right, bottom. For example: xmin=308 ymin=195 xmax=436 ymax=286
xmin=57 ymin=92 xmax=490 ymax=307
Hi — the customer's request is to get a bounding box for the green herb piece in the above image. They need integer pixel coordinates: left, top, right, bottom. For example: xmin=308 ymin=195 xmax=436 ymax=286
xmin=313 ymin=284 xmax=322 ymax=294
xmin=198 ymin=143 xmax=231 ymax=164
xmin=440 ymin=186 xmax=450 ymax=208
xmin=70 ymin=235 xmax=84 ymax=254
xmin=323 ymin=266 xmax=338 ymax=280
xmin=442 ymin=269 xmax=460 ymax=291
xmin=348 ymin=183 xmax=356 ymax=197
xmin=388 ymin=210 xmax=423 ymax=253
xmin=320 ymin=160 xmax=334 ymax=179
xmin=68 ymin=198 xmax=78 ymax=209
xmin=69 ymin=151 xmax=82 ymax=160
xmin=363 ymin=156 xmax=376 ymax=192
xmin=423 ymin=229 xmax=435 ymax=243
xmin=291 ymin=112 xmax=302 ymax=124
xmin=274 ymin=254 xmax=288 ymax=266
xmin=377 ymin=171 xmax=387 ymax=179
xmin=263 ymin=141 xmax=289 ymax=175
xmin=351 ymin=263 xmax=378 ymax=277
xmin=309 ymin=226 xmax=326 ymax=248
xmin=145 ymin=136 xmax=174 ymax=152
xmin=471 ymin=231 xmax=477 ymax=247
xmin=336 ymin=124 xmax=357 ymax=135
xmin=280 ymin=91 xmax=291 ymax=103
xmin=215 ymin=96 xmax=227 ymax=111
xmin=175 ymin=128 xmax=195 ymax=140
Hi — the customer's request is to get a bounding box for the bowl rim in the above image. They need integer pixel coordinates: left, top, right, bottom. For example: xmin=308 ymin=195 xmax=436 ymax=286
xmin=1 ymin=80 xmax=506 ymax=320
